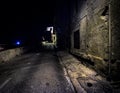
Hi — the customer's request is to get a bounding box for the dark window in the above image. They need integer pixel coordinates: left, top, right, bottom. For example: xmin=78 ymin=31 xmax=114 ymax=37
xmin=101 ymin=6 xmax=109 ymax=16
xmin=74 ymin=30 xmax=80 ymax=49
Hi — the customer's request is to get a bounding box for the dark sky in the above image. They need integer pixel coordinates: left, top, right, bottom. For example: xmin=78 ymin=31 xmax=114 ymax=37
xmin=0 ymin=0 xmax=56 ymax=45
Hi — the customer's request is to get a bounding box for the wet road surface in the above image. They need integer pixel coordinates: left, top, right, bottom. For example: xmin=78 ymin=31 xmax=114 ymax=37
xmin=0 ymin=51 xmax=74 ymax=93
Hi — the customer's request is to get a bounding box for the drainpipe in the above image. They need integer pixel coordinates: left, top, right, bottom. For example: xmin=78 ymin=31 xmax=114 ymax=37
xmin=108 ymin=2 xmax=112 ymax=80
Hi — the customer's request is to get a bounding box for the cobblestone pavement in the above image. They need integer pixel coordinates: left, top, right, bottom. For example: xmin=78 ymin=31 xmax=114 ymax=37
xmin=57 ymin=51 xmax=115 ymax=93
xmin=0 ymin=51 xmax=74 ymax=93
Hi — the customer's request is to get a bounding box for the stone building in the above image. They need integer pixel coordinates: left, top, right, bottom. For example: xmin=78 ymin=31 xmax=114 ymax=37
xmin=55 ymin=0 xmax=120 ymax=81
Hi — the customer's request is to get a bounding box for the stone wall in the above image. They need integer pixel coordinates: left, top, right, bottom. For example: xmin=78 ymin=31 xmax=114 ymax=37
xmin=0 ymin=47 xmax=24 ymax=63
xmin=70 ymin=0 xmax=120 ymax=81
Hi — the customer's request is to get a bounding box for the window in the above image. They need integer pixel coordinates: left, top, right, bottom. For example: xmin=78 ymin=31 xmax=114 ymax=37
xmin=74 ymin=30 xmax=80 ymax=49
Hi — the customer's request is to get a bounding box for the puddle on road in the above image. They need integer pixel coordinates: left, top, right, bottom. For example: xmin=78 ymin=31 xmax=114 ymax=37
xmin=46 ymin=82 xmax=50 ymax=86
xmin=87 ymin=82 xmax=93 ymax=87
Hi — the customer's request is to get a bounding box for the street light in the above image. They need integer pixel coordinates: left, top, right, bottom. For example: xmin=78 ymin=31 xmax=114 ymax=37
xmin=46 ymin=27 xmax=54 ymax=34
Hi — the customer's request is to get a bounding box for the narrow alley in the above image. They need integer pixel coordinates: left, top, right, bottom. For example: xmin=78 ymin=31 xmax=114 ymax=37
xmin=0 ymin=0 xmax=120 ymax=93
xmin=0 ymin=49 xmax=115 ymax=93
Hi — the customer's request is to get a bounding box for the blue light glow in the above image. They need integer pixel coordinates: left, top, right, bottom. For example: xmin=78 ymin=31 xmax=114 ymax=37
xmin=16 ymin=41 xmax=21 ymax=45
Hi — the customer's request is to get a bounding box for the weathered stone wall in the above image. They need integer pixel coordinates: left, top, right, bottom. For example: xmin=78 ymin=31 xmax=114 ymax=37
xmin=0 ymin=47 xmax=23 ymax=63
xmin=70 ymin=0 xmax=120 ymax=80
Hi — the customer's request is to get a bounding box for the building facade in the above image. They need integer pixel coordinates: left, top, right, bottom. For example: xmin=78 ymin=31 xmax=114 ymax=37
xmin=55 ymin=0 xmax=120 ymax=81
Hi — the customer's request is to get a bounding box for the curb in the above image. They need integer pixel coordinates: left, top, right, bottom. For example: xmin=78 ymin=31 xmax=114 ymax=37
xmin=56 ymin=51 xmax=114 ymax=93
xmin=57 ymin=52 xmax=87 ymax=93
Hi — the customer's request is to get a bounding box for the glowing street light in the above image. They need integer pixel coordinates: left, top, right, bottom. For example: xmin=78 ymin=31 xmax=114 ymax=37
xmin=16 ymin=41 xmax=21 ymax=45
xmin=46 ymin=27 xmax=53 ymax=34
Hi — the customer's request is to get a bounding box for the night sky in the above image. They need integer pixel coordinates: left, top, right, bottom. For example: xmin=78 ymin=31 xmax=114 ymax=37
xmin=0 ymin=0 xmax=56 ymax=46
